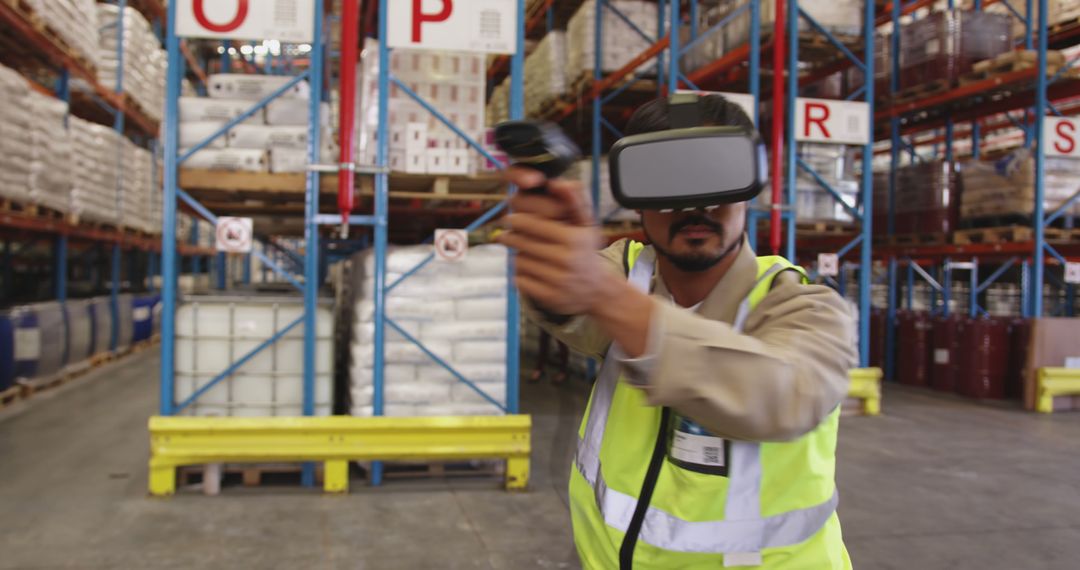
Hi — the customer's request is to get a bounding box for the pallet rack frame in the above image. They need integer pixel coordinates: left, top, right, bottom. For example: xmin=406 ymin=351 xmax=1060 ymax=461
xmin=0 ymin=0 xmax=197 ymax=348
xmin=152 ymin=0 xmax=531 ymax=494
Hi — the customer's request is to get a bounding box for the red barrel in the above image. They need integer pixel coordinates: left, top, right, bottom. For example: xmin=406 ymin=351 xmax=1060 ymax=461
xmin=958 ymin=317 xmax=1010 ymax=399
xmin=870 ymin=309 xmax=887 ymax=369
xmin=1005 ymin=318 xmax=1032 ymax=401
xmin=896 ymin=311 xmax=933 ymax=387
xmin=930 ymin=315 xmax=965 ymax=392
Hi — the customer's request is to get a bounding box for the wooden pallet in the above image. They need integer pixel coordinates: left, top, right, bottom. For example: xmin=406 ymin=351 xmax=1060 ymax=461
xmin=178 ymin=463 xmax=326 ymax=491
xmin=893 ymin=79 xmax=951 ymax=103
xmin=795 ymin=220 xmax=856 ymax=236
xmin=960 ymin=50 xmax=1072 ymax=85
xmin=17 ymin=372 xmax=69 ymax=396
xmin=884 ymin=232 xmax=947 ymax=246
xmin=0 ymin=385 xmax=22 ymax=410
xmin=953 ymin=225 xmax=1079 ymax=245
xmin=364 ymin=459 xmax=505 ymax=482
xmin=0 ymin=0 xmax=97 ymax=77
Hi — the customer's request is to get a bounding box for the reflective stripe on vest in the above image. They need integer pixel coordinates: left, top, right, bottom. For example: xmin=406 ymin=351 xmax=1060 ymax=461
xmin=574 ymin=246 xmax=838 ymax=556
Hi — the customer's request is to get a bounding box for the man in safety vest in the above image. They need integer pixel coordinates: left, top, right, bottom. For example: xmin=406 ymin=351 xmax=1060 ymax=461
xmin=497 ymin=94 xmax=858 ymax=569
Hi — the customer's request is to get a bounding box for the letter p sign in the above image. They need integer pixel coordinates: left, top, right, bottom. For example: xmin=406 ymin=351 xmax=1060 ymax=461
xmin=413 ymin=0 xmax=454 ymax=43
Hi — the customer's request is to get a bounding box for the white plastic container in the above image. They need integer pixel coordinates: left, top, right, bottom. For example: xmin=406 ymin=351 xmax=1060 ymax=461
xmin=174 ymin=296 xmax=334 ymax=416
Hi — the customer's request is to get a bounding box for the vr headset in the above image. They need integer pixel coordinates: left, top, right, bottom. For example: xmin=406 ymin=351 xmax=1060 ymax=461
xmin=495 ymin=92 xmax=767 ymax=210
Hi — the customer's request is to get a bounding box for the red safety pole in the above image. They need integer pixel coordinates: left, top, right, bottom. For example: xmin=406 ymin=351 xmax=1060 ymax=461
xmin=770 ymin=0 xmax=786 ymax=255
xmin=338 ymin=0 xmax=361 ymax=227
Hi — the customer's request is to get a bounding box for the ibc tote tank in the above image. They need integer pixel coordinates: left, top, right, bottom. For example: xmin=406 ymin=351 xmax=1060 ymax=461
xmin=65 ymin=299 xmax=95 ymax=366
xmin=896 ymin=310 xmax=933 ymax=387
xmin=9 ymin=302 xmax=67 ymax=381
xmin=0 ymin=313 xmax=14 ymax=391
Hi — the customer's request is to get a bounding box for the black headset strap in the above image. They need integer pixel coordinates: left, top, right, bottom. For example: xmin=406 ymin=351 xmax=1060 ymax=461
xmin=668 ymin=92 xmax=702 ymax=129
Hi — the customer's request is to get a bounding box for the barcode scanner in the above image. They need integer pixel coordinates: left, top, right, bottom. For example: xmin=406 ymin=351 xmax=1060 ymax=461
xmin=494 ymin=120 xmax=581 ymax=192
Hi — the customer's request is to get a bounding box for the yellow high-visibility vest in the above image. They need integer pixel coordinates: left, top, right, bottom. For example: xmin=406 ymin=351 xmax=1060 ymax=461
xmin=569 ymin=241 xmax=850 ymax=569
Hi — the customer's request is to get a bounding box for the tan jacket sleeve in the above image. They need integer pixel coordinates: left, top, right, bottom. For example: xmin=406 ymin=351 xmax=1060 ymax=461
xmin=640 ymin=271 xmax=857 ymax=442
xmin=520 ymin=240 xmax=626 ymax=359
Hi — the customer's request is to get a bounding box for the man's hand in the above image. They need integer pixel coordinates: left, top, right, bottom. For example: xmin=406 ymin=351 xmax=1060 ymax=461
xmin=498 ymin=167 xmax=655 ymax=357
xmin=496 ymin=167 xmax=615 ymax=316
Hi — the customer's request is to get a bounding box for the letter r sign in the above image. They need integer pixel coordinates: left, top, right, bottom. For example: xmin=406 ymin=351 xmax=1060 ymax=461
xmin=388 ymin=0 xmax=518 ymax=54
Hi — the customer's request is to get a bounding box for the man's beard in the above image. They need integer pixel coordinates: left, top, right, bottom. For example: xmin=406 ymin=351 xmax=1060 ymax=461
xmin=644 ymin=215 xmax=743 ymax=272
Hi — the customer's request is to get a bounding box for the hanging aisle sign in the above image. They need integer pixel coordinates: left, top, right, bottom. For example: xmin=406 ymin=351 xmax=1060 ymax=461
xmin=795 ymin=98 xmax=871 ymax=145
xmin=176 ymin=0 xmax=315 ymax=42
xmin=1044 ymin=116 xmax=1080 ymax=157
xmin=387 ymin=0 xmax=519 ymax=54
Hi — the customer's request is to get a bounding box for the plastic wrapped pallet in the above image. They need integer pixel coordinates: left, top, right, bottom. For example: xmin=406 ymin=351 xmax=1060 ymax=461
xmin=208 ymin=73 xmax=311 ymax=100
xmin=759 ymin=144 xmax=859 ymax=223
xmin=568 ymin=158 xmax=638 ymax=223
xmin=348 ymin=244 xmax=510 ymax=417
xmin=26 ymin=91 xmax=71 ymax=214
xmin=96 ymin=4 xmax=166 ymax=122
xmin=0 ymin=63 xmax=32 ymax=203
xmin=25 ymin=0 xmax=100 ymax=73
xmin=725 ymin=0 xmax=865 ymax=53
xmin=182 ymin=149 xmax=269 ymax=172
xmin=174 ymin=296 xmax=335 ymax=417
xmin=69 ymin=117 xmax=122 ymax=224
xmin=179 ymin=96 xmax=266 ymax=125
xmin=872 ymin=161 xmax=959 ymax=236
xmin=566 ymin=1 xmax=659 ymax=84
xmin=524 ymin=32 xmax=568 ymax=117
xmin=356 ymin=39 xmax=487 ymax=174
xmin=959 ymin=150 xmax=1080 ymax=221
xmin=898 ymin=10 xmax=1011 ymax=91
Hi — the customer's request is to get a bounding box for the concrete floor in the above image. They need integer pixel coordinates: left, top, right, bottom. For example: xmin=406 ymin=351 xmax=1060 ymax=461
xmin=2 ymin=351 xmax=1080 ymax=569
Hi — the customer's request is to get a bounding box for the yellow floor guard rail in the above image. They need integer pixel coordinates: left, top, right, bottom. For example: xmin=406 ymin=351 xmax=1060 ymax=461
xmin=848 ymin=368 xmax=883 ymax=416
xmin=1037 ymin=368 xmax=1080 ymax=414
xmin=148 ymin=415 xmax=531 ymax=496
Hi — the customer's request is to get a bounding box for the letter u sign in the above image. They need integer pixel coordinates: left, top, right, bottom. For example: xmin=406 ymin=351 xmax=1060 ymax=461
xmin=193 ymin=0 xmax=249 ymax=33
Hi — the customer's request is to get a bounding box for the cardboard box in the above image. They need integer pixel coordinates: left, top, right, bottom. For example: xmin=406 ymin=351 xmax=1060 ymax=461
xmin=1023 ymin=318 xmax=1080 ymax=411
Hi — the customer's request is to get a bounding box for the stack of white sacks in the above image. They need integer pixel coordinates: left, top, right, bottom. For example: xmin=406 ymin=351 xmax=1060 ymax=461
xmin=349 ymin=245 xmax=510 ymax=417
xmin=566 ymin=1 xmax=660 ymax=83
xmin=356 ymin=39 xmax=487 ymax=175
xmin=0 ymin=65 xmax=32 ymax=203
xmin=26 ymin=91 xmax=71 ymax=213
xmin=69 ymin=116 xmax=121 ymax=224
xmin=120 ymin=138 xmax=156 ymax=233
xmin=180 ymin=73 xmax=333 ymax=173
xmin=95 ymin=4 xmax=166 ymax=122
xmin=524 ymin=32 xmax=568 ymax=118
xmin=25 ymin=0 xmax=100 ymax=72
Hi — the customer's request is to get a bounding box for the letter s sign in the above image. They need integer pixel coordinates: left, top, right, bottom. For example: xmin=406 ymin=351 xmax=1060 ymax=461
xmin=1045 ymin=117 xmax=1080 ymax=157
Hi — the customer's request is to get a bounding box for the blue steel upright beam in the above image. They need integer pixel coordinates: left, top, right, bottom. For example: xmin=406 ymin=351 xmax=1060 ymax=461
xmin=507 ymin=0 xmax=525 ymax=415
xmin=668 ymin=0 xmax=679 ymax=96
xmin=1032 ymin=0 xmax=1048 ymax=317
xmin=592 ymin=0 xmax=603 ymax=215
xmin=159 ymin=0 xmax=182 ymax=415
xmin=858 ymin=0 xmax=875 ymax=367
xmin=785 ymin=0 xmax=798 ymax=261
xmin=301 ymin=0 xmax=327 ymax=488
xmin=888 ymin=0 xmax=901 ymax=237
xmin=371 ymin=0 xmax=392 ymax=487
xmin=747 ymin=0 xmax=762 ymax=250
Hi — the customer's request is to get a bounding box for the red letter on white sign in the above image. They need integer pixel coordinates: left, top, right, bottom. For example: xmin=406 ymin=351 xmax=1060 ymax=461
xmin=804 ymin=102 xmax=831 ymax=139
xmin=412 ymin=0 xmax=454 ymax=43
xmin=193 ymin=0 xmax=249 ymax=33
xmin=1055 ymin=120 xmax=1076 ymax=155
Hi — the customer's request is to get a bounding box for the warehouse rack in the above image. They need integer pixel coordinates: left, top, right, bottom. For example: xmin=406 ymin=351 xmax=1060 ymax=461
xmin=152 ymin=0 xmax=531 ymax=494
xmin=515 ymin=0 xmax=880 ymax=364
xmin=0 ymin=0 xmax=209 ymax=349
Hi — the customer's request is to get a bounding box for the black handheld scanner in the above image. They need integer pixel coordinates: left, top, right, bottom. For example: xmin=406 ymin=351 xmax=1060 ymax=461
xmin=493 ymin=120 xmax=581 ymax=192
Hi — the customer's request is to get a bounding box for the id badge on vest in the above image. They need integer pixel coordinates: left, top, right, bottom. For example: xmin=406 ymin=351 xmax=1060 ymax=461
xmin=668 ymin=413 xmax=729 ymax=476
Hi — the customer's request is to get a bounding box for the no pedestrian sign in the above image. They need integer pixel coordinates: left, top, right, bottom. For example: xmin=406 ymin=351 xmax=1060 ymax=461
xmin=216 ymin=217 xmax=254 ymax=254
xmin=434 ymin=229 xmax=468 ymax=263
